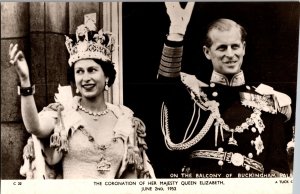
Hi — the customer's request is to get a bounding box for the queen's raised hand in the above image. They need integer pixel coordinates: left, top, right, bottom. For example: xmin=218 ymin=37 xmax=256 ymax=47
xmin=9 ymin=44 xmax=30 ymax=86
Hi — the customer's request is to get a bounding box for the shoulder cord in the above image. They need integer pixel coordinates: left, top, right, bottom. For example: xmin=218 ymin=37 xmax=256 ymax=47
xmin=182 ymin=102 xmax=201 ymax=143
xmin=161 ymin=101 xmax=215 ymax=150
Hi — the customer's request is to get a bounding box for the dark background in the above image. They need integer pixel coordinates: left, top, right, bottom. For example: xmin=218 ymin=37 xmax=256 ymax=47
xmin=122 ymin=1 xmax=299 ymax=165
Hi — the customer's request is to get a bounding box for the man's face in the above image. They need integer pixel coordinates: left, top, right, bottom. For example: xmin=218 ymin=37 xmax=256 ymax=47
xmin=203 ymin=27 xmax=246 ymax=75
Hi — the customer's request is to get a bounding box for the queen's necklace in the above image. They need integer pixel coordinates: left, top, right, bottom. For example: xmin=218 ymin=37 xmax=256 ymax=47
xmin=78 ymin=104 xmax=109 ymax=121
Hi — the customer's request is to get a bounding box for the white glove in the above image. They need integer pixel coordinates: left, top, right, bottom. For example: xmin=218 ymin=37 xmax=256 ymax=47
xmin=165 ymin=2 xmax=195 ymax=36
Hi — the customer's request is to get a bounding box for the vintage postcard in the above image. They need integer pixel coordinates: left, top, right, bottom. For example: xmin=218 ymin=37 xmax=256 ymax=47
xmin=1 ymin=1 xmax=299 ymax=194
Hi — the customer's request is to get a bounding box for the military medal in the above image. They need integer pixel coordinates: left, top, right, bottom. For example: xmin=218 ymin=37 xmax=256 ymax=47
xmin=228 ymin=131 xmax=238 ymax=146
xmin=251 ymin=135 xmax=264 ymax=155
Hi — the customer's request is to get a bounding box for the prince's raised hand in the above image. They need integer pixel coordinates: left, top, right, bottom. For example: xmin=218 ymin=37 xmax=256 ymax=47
xmin=165 ymin=2 xmax=195 ymax=41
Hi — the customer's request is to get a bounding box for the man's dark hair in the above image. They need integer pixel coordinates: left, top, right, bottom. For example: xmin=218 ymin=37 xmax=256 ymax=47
xmin=204 ymin=18 xmax=247 ymax=48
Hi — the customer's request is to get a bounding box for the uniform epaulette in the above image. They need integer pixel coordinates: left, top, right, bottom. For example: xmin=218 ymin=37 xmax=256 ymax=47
xmin=180 ymin=72 xmax=208 ymax=95
xmin=240 ymin=83 xmax=292 ymax=120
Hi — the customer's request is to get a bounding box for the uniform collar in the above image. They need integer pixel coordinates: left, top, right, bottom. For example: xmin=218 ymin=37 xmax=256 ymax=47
xmin=210 ymin=70 xmax=245 ymax=87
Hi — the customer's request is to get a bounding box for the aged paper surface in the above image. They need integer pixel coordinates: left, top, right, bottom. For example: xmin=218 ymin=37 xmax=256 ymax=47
xmin=1 ymin=1 xmax=299 ymax=194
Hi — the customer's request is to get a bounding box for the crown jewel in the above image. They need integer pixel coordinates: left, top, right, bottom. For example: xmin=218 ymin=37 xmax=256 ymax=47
xmin=65 ymin=18 xmax=115 ymax=66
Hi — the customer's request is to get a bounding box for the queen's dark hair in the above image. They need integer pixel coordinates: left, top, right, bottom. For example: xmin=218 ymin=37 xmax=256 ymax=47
xmin=67 ymin=59 xmax=116 ymax=87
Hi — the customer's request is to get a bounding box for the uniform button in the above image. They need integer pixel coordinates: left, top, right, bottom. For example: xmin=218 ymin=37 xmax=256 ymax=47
xmin=218 ymin=160 xmax=224 ymax=166
xmin=246 ymin=85 xmax=251 ymax=90
xmin=251 ymin=127 xmax=256 ymax=133
xmin=210 ymin=83 xmax=215 ymax=88
xmin=245 ymin=165 xmax=250 ymax=171
xmin=248 ymin=153 xmax=253 ymax=158
xmin=212 ymin=92 xmax=218 ymax=97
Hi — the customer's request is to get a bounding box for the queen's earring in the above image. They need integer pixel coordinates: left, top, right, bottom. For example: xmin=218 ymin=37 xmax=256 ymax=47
xmin=105 ymin=80 xmax=109 ymax=91
xmin=76 ymin=88 xmax=80 ymax=94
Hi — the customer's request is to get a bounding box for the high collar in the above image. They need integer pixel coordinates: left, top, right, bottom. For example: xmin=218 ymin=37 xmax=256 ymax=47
xmin=210 ymin=70 xmax=245 ymax=87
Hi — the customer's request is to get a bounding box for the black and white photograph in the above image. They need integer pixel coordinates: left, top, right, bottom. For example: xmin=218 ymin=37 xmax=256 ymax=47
xmin=1 ymin=1 xmax=299 ymax=194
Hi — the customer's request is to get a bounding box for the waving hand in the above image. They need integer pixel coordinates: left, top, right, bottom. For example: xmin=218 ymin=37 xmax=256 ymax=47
xmin=165 ymin=2 xmax=195 ymax=36
xmin=9 ymin=44 xmax=30 ymax=85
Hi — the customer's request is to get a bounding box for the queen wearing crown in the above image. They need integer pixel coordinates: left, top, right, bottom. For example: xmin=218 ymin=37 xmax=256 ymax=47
xmin=8 ymin=16 xmax=155 ymax=179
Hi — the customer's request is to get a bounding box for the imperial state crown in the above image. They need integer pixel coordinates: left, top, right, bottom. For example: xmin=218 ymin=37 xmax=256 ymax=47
xmin=65 ymin=15 xmax=115 ymax=66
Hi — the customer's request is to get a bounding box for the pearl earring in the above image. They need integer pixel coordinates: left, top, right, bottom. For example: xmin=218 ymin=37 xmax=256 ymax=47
xmin=105 ymin=80 xmax=109 ymax=91
xmin=76 ymin=88 xmax=80 ymax=94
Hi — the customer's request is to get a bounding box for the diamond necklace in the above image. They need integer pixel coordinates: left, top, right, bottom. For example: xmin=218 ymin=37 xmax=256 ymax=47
xmin=78 ymin=103 xmax=109 ymax=121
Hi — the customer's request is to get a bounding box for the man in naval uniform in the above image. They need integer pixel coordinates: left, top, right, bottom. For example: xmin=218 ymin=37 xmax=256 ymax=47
xmin=154 ymin=2 xmax=292 ymax=178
